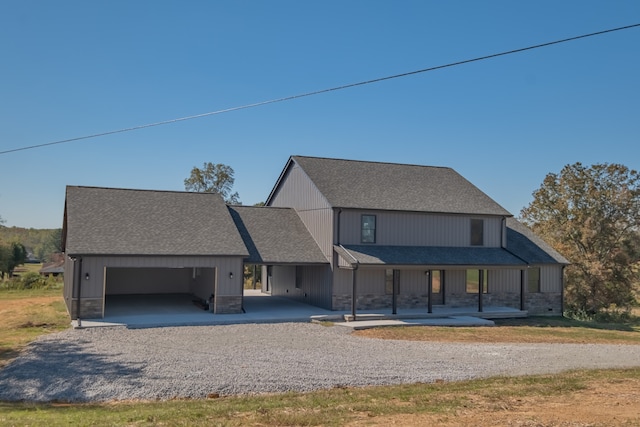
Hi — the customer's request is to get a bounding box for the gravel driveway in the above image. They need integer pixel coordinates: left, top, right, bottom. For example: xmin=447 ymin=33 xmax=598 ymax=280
xmin=1 ymin=323 xmax=640 ymax=402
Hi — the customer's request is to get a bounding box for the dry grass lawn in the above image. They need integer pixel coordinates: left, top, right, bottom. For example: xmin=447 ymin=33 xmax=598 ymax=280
xmin=0 ymin=289 xmax=69 ymax=368
xmin=1 ymin=290 xmax=639 ymax=425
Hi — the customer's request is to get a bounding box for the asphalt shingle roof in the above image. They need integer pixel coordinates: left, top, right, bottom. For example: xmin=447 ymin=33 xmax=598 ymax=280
xmin=505 ymin=218 xmax=569 ymax=265
xmin=334 ymin=218 xmax=569 ymax=267
xmin=63 ymin=186 xmax=248 ymax=256
xmin=335 ymin=244 xmax=526 ymax=266
xmin=289 ymin=156 xmax=512 ymax=216
xmin=228 ymin=206 xmax=328 ymax=264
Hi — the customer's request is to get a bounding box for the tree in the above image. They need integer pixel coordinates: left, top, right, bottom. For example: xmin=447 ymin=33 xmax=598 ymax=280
xmin=184 ymin=162 xmax=240 ymax=204
xmin=520 ymin=162 xmax=640 ymax=317
xmin=0 ymin=241 xmax=27 ymax=279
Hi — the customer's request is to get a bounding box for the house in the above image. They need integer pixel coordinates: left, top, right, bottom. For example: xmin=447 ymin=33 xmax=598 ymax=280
xmin=62 ymin=156 xmax=568 ymax=320
xmin=264 ymin=156 xmax=568 ymax=315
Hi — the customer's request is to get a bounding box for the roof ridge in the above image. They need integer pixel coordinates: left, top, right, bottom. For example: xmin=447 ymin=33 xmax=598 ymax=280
xmin=292 ymin=155 xmax=453 ymax=170
xmin=67 ymin=185 xmax=219 ymax=197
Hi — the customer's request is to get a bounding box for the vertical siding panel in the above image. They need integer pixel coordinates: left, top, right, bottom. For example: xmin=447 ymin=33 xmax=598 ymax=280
xmin=340 ymin=210 xmax=503 ymax=247
xmin=490 ymin=269 xmax=521 ymax=293
xmin=357 ymin=269 xmax=385 ymax=294
xmin=269 ymin=164 xmax=333 ymax=261
xmin=445 ymin=270 xmax=466 ymax=294
xmin=400 ymin=269 xmax=428 ymax=294
xmin=540 ymin=265 xmax=562 ymax=292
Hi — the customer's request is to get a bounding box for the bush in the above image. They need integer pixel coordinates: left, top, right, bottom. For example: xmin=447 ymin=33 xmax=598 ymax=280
xmin=565 ymin=304 xmax=638 ymax=324
xmin=0 ymin=272 xmax=62 ymax=290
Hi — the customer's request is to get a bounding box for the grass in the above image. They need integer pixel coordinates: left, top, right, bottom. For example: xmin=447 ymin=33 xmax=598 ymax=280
xmin=0 ymin=368 xmax=638 ymax=426
xmin=1 ymin=288 xmax=639 ymax=425
xmin=0 ymin=287 xmax=70 ymax=368
xmin=354 ymin=315 xmax=640 ymax=344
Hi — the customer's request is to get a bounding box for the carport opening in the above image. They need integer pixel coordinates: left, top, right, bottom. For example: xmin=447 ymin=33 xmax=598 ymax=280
xmin=105 ymin=267 xmax=216 ymax=315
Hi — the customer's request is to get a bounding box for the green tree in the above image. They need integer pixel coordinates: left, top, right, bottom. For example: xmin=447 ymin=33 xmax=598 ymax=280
xmin=520 ymin=163 xmax=640 ymax=317
xmin=184 ymin=162 xmax=240 ymax=204
xmin=0 ymin=241 xmax=27 ymax=279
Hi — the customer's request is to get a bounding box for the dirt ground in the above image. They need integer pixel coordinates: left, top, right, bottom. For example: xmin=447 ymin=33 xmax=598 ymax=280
xmin=346 ymin=376 xmax=640 ymax=426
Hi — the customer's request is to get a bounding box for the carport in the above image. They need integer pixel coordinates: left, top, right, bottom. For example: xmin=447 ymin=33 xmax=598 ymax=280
xmin=228 ymin=205 xmax=332 ymax=310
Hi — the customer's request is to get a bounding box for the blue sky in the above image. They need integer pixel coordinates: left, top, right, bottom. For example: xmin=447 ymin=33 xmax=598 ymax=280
xmin=1 ymin=1 xmax=639 ymax=229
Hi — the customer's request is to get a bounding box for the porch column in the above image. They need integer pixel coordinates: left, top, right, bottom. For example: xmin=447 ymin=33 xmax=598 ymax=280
xmin=427 ymin=270 xmax=433 ymax=314
xmin=478 ymin=269 xmax=483 ymax=313
xmin=520 ymin=269 xmax=526 ymax=311
xmin=392 ymin=269 xmax=399 ymax=315
xmin=351 ymin=267 xmax=358 ymax=321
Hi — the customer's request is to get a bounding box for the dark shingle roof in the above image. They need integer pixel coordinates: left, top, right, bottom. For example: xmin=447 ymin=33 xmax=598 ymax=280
xmin=228 ymin=206 xmax=328 ymax=264
xmin=64 ymin=186 xmax=248 ymax=256
xmin=288 ymin=156 xmax=511 ymax=216
xmin=334 ymin=218 xmax=570 ymax=267
xmin=506 ymin=218 xmax=569 ymax=265
xmin=335 ymin=244 xmax=525 ymax=266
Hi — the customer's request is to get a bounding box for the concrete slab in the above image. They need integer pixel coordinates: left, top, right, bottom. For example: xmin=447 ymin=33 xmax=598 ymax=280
xmin=331 ymin=316 xmax=495 ymax=330
xmin=74 ymin=290 xmax=523 ymax=329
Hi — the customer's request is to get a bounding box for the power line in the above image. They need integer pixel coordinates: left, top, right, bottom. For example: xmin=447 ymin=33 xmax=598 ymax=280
xmin=2 ymin=23 xmax=639 ymax=156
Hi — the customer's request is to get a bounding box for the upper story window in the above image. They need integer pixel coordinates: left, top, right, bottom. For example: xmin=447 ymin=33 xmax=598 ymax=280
xmin=361 ymin=214 xmax=376 ymax=243
xmin=470 ymin=218 xmax=484 ymax=246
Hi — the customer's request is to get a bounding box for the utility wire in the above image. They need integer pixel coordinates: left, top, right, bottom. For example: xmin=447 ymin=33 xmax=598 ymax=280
xmin=2 ymin=23 xmax=639 ymax=156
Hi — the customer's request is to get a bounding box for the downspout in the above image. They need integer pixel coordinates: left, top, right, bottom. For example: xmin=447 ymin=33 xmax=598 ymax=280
xmin=336 ymin=208 xmax=342 ymax=245
xmin=76 ymin=257 xmax=83 ymax=328
xmin=561 ymin=265 xmax=566 ymax=316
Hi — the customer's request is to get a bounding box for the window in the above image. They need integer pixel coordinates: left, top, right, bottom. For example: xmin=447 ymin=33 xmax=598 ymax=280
xmin=431 ymin=270 xmax=442 ymax=294
xmin=385 ymin=269 xmax=399 ymax=294
xmin=470 ymin=218 xmax=484 ymax=246
xmin=466 ymin=269 xmax=488 ymax=293
xmin=528 ymin=267 xmax=540 ymax=293
xmin=361 ymin=215 xmax=376 ymax=243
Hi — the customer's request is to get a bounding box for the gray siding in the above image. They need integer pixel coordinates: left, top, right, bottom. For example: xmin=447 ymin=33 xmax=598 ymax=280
xmin=539 ymin=265 xmax=563 ymax=292
xmin=64 ymin=255 xmax=244 ymax=318
xmin=339 ymin=210 xmax=503 ymax=247
xmin=268 ymin=264 xmax=332 ymax=309
xmin=269 ymin=163 xmax=334 ymax=261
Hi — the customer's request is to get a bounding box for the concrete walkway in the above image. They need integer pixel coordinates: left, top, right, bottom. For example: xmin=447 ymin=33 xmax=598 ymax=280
xmin=73 ymin=290 xmax=522 ymax=329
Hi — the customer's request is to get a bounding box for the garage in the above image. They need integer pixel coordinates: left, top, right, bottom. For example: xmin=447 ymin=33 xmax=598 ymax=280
xmin=104 ymin=267 xmax=217 ymax=312
xmin=62 ymin=186 xmax=249 ymax=319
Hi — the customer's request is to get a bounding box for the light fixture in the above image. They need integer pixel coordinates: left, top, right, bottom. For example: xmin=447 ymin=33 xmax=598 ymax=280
xmin=229 ymin=272 xmax=233 ymax=279
xmin=85 ymin=273 xmax=90 ymax=280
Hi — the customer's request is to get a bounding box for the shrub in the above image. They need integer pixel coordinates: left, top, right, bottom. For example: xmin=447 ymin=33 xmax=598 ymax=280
xmin=0 ymin=272 xmax=62 ymax=290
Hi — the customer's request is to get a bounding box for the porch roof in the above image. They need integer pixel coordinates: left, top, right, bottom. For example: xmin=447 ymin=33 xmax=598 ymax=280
xmin=335 ymin=244 xmax=526 ymax=267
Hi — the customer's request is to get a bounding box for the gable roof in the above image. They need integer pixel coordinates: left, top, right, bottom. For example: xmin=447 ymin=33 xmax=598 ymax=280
xmin=505 ymin=218 xmax=569 ymax=265
xmin=228 ymin=206 xmax=328 ymax=264
xmin=63 ymin=186 xmax=248 ymax=256
xmin=271 ymin=156 xmax=511 ymax=216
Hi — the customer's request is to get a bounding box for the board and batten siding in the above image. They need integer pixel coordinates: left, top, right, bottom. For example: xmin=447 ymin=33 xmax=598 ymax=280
xmin=269 ymin=163 xmax=334 ymax=261
xmin=338 ymin=210 xmax=504 ymax=247
xmin=268 ymin=264 xmax=332 ymax=309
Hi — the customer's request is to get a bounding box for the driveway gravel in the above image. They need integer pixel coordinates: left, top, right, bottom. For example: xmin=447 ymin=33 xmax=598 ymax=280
xmin=1 ymin=323 xmax=640 ymax=402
